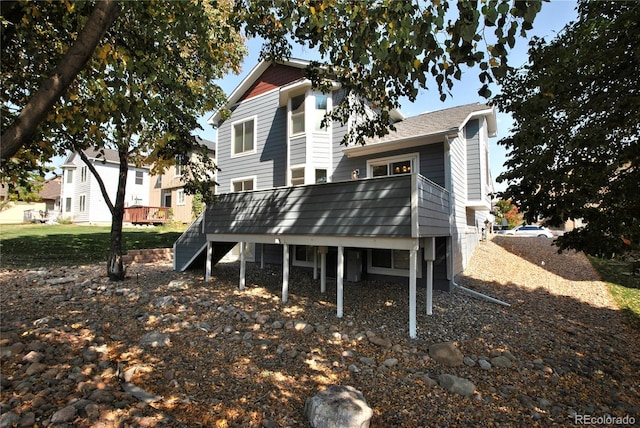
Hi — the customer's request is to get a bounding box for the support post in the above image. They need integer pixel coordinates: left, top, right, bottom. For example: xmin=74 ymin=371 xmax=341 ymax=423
xmin=313 ymin=247 xmax=318 ymax=280
xmin=337 ymin=246 xmax=344 ymax=318
xmin=239 ymin=242 xmax=246 ymax=290
xmin=282 ymin=243 xmax=289 ymax=303
xmin=260 ymin=243 xmax=264 ymax=269
xmin=409 ymin=246 xmax=417 ymax=339
xmin=205 ymin=241 xmax=213 ymax=282
xmin=424 ymin=237 xmax=436 ymax=316
xmin=319 ymin=246 xmax=327 ymax=294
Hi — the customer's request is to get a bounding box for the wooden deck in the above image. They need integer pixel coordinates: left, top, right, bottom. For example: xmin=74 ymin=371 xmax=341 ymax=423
xmin=124 ymin=206 xmax=170 ymax=225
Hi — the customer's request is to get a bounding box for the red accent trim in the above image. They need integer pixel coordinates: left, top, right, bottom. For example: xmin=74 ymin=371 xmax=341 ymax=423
xmin=239 ymin=64 xmax=304 ymax=102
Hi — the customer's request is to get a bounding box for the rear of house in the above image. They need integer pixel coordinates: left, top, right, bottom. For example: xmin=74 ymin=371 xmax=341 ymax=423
xmin=174 ymin=59 xmax=496 ymax=337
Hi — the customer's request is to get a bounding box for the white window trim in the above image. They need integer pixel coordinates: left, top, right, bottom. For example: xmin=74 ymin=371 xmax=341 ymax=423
xmin=289 ymin=164 xmax=306 ymax=187
xmin=135 ymin=170 xmax=144 ymax=186
xmin=230 ymin=175 xmax=257 ymax=193
xmin=367 ymin=249 xmax=422 ymax=278
xmin=79 ymin=194 xmax=86 ymax=212
xmin=366 ymin=152 xmax=420 ymax=178
xmin=177 ymin=189 xmax=186 ymax=206
xmin=231 ymin=116 xmax=258 ymax=158
xmin=289 ymin=93 xmax=307 ymax=137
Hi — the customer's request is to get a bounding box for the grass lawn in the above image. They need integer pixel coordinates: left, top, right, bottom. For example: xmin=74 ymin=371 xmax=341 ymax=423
xmin=590 ymin=255 xmax=640 ymax=330
xmin=0 ymin=223 xmax=187 ymax=269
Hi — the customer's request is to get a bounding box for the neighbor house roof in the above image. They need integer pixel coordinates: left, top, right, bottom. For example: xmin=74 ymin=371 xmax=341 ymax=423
xmin=343 ymin=103 xmax=497 ymax=157
xmin=39 ymin=176 xmax=61 ymax=201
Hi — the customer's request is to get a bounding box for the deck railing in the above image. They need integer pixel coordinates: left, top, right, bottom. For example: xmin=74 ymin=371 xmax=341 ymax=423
xmin=124 ymin=206 xmax=170 ymax=225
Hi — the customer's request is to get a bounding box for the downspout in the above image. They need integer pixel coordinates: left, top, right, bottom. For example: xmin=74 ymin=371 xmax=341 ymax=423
xmin=452 ymin=280 xmax=511 ymax=307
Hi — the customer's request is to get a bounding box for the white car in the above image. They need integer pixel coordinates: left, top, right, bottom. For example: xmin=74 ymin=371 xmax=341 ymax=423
xmin=501 ymin=225 xmax=554 ymax=238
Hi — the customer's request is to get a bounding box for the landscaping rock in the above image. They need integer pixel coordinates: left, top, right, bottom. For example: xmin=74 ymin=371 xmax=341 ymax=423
xmin=429 ymin=342 xmax=464 ymax=367
xmin=305 ymin=385 xmax=373 ymax=428
xmin=437 ymin=374 xmax=476 ymax=396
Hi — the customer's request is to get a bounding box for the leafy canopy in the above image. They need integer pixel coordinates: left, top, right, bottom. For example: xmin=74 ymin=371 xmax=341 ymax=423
xmin=236 ymin=0 xmax=542 ymax=146
xmin=494 ymin=0 xmax=640 ymax=257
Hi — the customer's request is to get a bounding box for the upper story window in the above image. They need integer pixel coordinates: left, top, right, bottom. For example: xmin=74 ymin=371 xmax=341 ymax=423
xmin=290 ymin=94 xmax=305 ymax=135
xmin=66 ymin=169 xmax=74 ymax=184
xmin=232 ymin=177 xmax=255 ymax=192
xmin=232 ymin=118 xmax=256 ymax=156
xmin=135 ymin=171 xmax=144 ymax=185
xmin=367 ymin=153 xmax=418 ymax=178
xmin=315 ymin=94 xmax=329 ymax=131
xmin=175 ymin=154 xmax=188 ymax=176
xmin=80 ymin=166 xmax=88 ymax=182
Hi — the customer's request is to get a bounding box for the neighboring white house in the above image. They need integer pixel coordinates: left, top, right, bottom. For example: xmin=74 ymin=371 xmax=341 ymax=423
xmin=174 ymin=58 xmax=497 ymax=337
xmin=60 ymin=148 xmax=151 ymax=224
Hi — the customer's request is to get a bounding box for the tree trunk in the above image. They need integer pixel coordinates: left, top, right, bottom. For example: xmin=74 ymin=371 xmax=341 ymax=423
xmin=0 ymin=0 xmax=119 ymax=160
xmin=107 ymin=145 xmax=129 ymax=281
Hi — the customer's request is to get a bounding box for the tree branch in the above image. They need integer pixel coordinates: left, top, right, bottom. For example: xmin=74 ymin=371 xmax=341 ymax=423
xmin=0 ymin=0 xmax=120 ymax=160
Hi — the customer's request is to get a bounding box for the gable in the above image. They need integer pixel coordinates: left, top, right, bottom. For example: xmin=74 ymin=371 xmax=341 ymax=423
xmin=238 ymin=64 xmax=304 ymax=103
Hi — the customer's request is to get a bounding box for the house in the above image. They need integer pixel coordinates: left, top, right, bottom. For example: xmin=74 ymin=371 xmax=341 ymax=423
xmin=148 ymin=138 xmax=215 ymax=224
xmin=174 ymin=59 xmax=497 ymax=337
xmin=60 ymin=148 xmax=152 ymax=224
xmin=0 ymin=176 xmax=61 ymax=224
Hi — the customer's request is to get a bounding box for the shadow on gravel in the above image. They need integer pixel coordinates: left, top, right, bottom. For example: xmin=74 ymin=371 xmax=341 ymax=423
xmin=489 ymin=235 xmax=597 ymax=281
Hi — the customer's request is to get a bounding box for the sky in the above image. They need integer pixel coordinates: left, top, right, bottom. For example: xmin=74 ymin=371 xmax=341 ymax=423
xmin=196 ymin=0 xmax=579 ymax=193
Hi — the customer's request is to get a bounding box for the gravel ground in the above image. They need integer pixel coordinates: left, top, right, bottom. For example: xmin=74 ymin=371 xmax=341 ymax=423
xmin=1 ymin=235 xmax=639 ymax=427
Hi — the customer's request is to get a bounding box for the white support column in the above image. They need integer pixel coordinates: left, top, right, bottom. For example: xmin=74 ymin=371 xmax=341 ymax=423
xmin=260 ymin=243 xmax=265 ymax=270
xmin=424 ymin=237 xmax=436 ymax=316
xmin=313 ymin=247 xmax=318 ymax=280
xmin=409 ymin=246 xmax=418 ymax=339
xmin=337 ymin=246 xmax=344 ymax=318
xmin=239 ymin=242 xmax=246 ymax=290
xmin=205 ymin=241 xmax=213 ymax=282
xmin=319 ymin=246 xmax=327 ymax=294
xmin=282 ymin=243 xmax=289 ymax=303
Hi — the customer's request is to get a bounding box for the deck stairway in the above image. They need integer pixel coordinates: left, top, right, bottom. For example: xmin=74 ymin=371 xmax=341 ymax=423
xmin=173 ymin=212 xmax=235 ymax=271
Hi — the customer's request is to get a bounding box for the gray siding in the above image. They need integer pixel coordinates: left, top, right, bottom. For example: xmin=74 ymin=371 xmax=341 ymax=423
xmin=465 ymin=119 xmax=481 ymax=200
xmin=289 ymin=134 xmax=306 ymax=166
xmin=333 ymin=142 xmax=446 ymax=187
xmin=417 ymin=175 xmax=450 ymax=236
xmin=205 ymin=176 xmax=413 ymax=237
xmin=217 ymin=90 xmax=287 ymax=192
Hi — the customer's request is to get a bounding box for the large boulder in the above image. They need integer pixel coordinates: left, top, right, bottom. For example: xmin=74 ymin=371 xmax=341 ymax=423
xmin=305 ymin=385 xmax=373 ymax=428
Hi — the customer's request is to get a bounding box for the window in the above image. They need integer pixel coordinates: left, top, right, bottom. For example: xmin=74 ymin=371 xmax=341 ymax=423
xmin=315 ymin=94 xmax=329 ymax=131
xmin=135 ymin=171 xmax=144 ymax=185
xmin=162 ymin=191 xmax=172 ymax=207
xmin=315 ymin=169 xmax=327 ymax=183
xmin=368 ymin=249 xmax=421 ymax=277
xmin=293 ymin=245 xmax=315 ymax=267
xmin=81 ymin=166 xmax=87 ymax=182
xmin=368 ymin=154 xmax=418 ymax=178
xmin=232 ymin=178 xmax=255 ymax=192
xmin=233 ymin=118 xmax=255 ymax=155
xmin=290 ymin=94 xmax=305 ymax=135
xmin=79 ymin=195 xmax=86 ymax=212
xmin=290 ymin=167 xmax=305 ymax=186
xmin=66 ymin=170 xmax=74 ymax=184
xmin=65 ymin=197 xmax=72 ymax=212
xmin=174 ymin=154 xmax=188 ymax=176
xmin=177 ymin=189 xmax=185 ymax=206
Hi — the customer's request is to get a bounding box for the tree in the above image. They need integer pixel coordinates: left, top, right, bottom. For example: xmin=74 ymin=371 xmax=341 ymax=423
xmin=0 ymin=0 xmax=120 ymax=161
xmin=493 ymin=199 xmax=523 ymax=230
xmin=2 ymin=0 xmax=245 ymax=280
xmin=493 ymin=1 xmax=640 ymax=258
xmin=236 ymin=0 xmax=543 ymax=146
